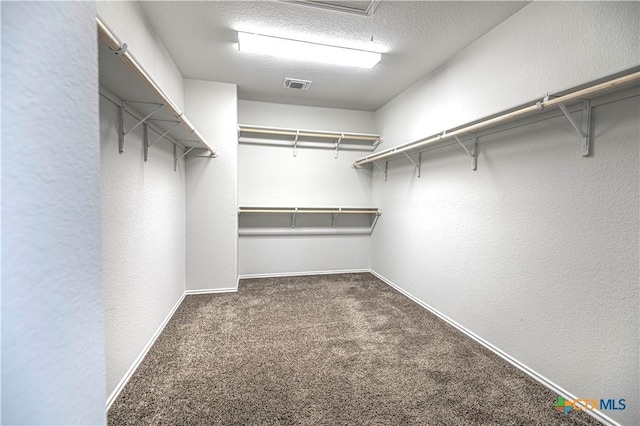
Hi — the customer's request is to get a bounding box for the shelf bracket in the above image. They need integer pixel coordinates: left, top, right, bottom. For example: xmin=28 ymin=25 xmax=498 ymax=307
xmin=174 ymin=146 xmax=195 ymax=171
xmin=454 ymin=135 xmax=478 ymax=170
xmin=332 ymin=208 xmax=342 ymax=228
xmin=334 ymin=134 xmax=344 ymax=159
xmin=293 ymin=130 xmax=300 ymax=157
xmin=118 ymin=103 xmax=125 ymax=153
xmin=148 ymin=120 xmax=181 ymax=148
xmin=123 ymin=103 xmax=163 ymax=136
xmin=369 ymin=212 xmax=381 ymax=234
xmin=373 ymin=161 xmax=387 ymax=181
xmin=291 ymin=208 xmax=298 ymax=228
xmin=403 ymin=152 xmax=421 ymax=177
xmin=143 ymin=121 xmax=149 ymax=162
xmin=558 ymin=101 xmax=591 ymax=156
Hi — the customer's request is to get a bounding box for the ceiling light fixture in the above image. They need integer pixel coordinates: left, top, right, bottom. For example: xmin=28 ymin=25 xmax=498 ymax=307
xmin=237 ymin=32 xmax=381 ymax=69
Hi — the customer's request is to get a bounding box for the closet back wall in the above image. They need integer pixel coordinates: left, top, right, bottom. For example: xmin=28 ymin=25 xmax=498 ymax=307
xmin=238 ymin=101 xmax=376 ymax=276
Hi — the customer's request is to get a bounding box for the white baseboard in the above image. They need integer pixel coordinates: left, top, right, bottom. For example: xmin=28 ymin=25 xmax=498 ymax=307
xmin=185 ymin=287 xmax=238 ymax=295
xmin=238 ymin=268 xmax=371 ymax=280
xmin=369 ymin=270 xmax=621 ymax=426
xmin=105 ymin=291 xmax=186 ymax=411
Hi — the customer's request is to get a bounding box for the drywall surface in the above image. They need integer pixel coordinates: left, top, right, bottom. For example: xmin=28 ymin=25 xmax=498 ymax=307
xmin=100 ymin=97 xmax=186 ymax=399
xmin=238 ymin=101 xmax=376 ymax=275
xmin=238 ymin=236 xmax=371 ymax=277
xmin=2 ymin=2 xmax=106 ymax=424
xmin=238 ymin=100 xmax=376 ymax=132
xmin=377 ymin=1 xmax=639 ymax=145
xmin=372 ymin=3 xmax=639 ymax=424
xmin=185 ymin=80 xmax=238 ymax=291
xmin=97 ymin=1 xmax=184 ymax=109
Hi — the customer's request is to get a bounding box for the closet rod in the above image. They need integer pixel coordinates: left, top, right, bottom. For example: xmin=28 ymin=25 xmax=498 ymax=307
xmin=96 ymin=17 xmax=217 ymax=156
xmin=238 ymin=125 xmax=381 ymax=142
xmin=353 ymin=71 xmax=640 ymax=167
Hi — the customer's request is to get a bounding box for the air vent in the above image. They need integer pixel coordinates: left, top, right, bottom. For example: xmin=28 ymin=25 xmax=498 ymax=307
xmin=283 ymin=78 xmax=312 ymax=90
xmin=281 ymin=1 xmax=380 ymax=16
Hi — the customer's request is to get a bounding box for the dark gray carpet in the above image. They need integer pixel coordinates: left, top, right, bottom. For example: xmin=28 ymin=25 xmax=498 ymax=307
xmin=108 ymin=273 xmax=600 ymax=425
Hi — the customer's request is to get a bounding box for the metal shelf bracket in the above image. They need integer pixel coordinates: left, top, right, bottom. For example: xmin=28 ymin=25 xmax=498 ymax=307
xmin=558 ymin=101 xmax=591 ymax=156
xmin=373 ymin=161 xmax=388 ymax=181
xmin=370 ymin=211 xmax=381 ymax=233
xmin=542 ymin=94 xmax=591 ymax=156
xmin=454 ymin=135 xmax=478 ymax=170
xmin=403 ymin=152 xmax=421 ymax=177
xmin=118 ymin=101 xmax=163 ymax=155
xmin=334 ymin=133 xmax=344 ymax=159
xmin=293 ymin=130 xmax=300 ymax=157
xmin=118 ymin=103 xmax=125 ymax=153
xmin=148 ymin=120 xmax=181 ymax=148
xmin=174 ymin=146 xmax=196 ymax=171
xmin=332 ymin=208 xmax=342 ymax=228
xmin=291 ymin=208 xmax=298 ymax=228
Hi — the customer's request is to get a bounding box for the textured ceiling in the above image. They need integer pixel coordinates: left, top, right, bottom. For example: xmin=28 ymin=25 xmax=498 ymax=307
xmin=141 ymin=1 xmax=529 ymax=111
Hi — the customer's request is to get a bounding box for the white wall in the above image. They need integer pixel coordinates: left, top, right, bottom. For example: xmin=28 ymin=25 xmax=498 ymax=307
xmin=238 ymin=101 xmax=376 ymax=276
xmin=372 ymin=2 xmax=639 ymax=425
xmin=100 ymin=97 xmax=187 ymax=399
xmin=185 ymin=80 xmax=239 ymax=291
xmin=97 ymin=1 xmax=184 ymax=109
xmin=377 ymin=1 xmax=639 ymax=146
xmin=97 ymin=0 xmax=193 ymax=402
xmin=2 ymin=2 xmax=106 ymax=424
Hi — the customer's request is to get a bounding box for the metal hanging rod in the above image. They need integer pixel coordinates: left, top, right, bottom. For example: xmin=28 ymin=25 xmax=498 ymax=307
xmin=97 ymin=17 xmax=217 ymax=157
xmin=238 ymin=124 xmax=382 ymax=142
xmin=353 ymin=70 xmax=640 ymax=167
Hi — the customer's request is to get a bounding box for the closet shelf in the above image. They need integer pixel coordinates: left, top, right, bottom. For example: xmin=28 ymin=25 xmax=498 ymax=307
xmin=353 ymin=69 xmax=640 ymax=173
xmin=97 ymin=18 xmax=217 ymax=169
xmin=239 ymin=207 xmax=380 ymax=214
xmin=238 ymin=206 xmax=381 ymax=236
xmin=238 ymin=124 xmax=382 ymax=158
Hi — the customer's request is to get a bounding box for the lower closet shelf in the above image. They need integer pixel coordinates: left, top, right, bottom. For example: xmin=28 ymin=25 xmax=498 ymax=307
xmin=238 ymin=206 xmax=381 ymax=236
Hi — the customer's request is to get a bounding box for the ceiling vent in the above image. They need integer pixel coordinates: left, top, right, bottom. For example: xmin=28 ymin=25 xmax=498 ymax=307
xmin=283 ymin=78 xmax=312 ymax=90
xmin=280 ymin=1 xmax=380 ymax=16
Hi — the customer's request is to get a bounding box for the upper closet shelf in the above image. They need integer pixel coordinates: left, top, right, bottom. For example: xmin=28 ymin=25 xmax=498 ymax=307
xmin=353 ymin=69 xmax=640 ymax=174
xmin=238 ymin=124 xmax=382 ymax=158
xmin=97 ymin=18 xmax=217 ymax=170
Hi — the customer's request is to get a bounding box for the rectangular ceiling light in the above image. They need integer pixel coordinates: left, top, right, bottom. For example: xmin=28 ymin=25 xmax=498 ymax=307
xmin=238 ymin=32 xmax=381 ymax=69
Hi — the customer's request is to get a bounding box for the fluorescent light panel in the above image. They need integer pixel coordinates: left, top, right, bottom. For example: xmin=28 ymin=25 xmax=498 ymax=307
xmin=238 ymin=32 xmax=381 ymax=69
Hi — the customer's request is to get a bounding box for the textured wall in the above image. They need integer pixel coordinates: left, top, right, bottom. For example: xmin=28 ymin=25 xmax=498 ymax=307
xmin=97 ymin=1 xmax=185 ymax=109
xmin=1 ymin=2 xmax=106 ymax=424
xmin=372 ymin=2 xmax=639 ymax=425
xmin=100 ymin=97 xmax=187 ymax=399
xmin=377 ymin=1 xmax=640 ymax=145
xmin=185 ymin=80 xmax=239 ymax=291
xmin=238 ymin=101 xmax=376 ymax=276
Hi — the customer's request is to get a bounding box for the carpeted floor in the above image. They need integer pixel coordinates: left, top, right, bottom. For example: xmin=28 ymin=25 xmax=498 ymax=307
xmin=108 ymin=273 xmax=600 ymax=425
